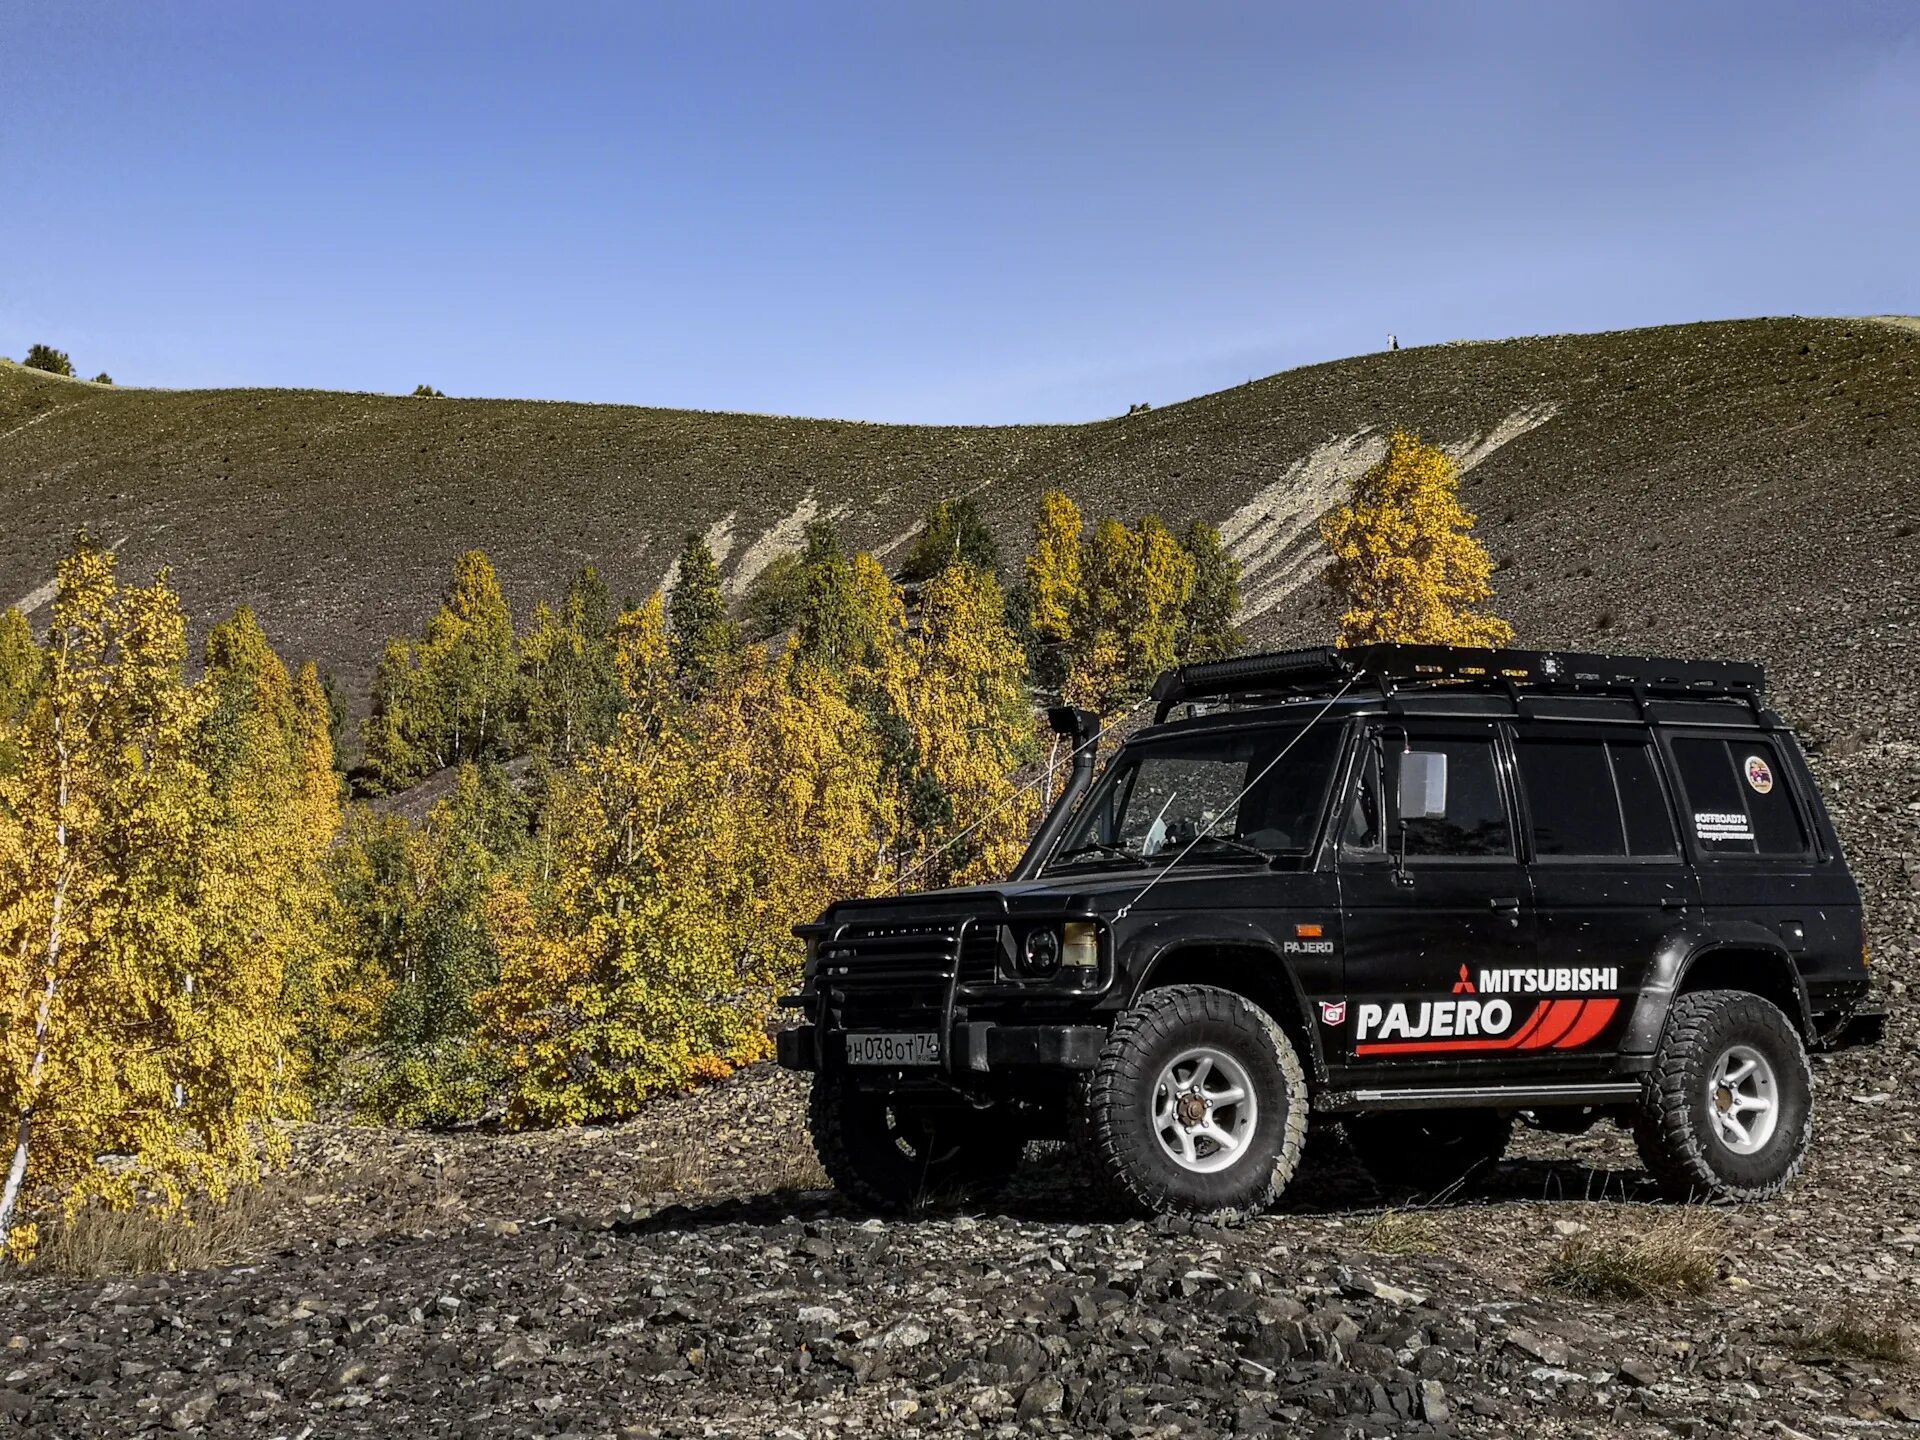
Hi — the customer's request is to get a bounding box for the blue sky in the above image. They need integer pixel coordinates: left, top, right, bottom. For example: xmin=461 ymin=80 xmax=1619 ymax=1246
xmin=3 ymin=2 xmax=1916 ymax=423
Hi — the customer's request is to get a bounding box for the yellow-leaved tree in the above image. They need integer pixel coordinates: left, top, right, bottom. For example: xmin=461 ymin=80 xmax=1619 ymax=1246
xmin=0 ymin=608 xmax=45 ymax=776
xmin=1066 ymin=514 xmax=1197 ymax=714
xmin=477 ymin=599 xmax=778 ymax=1126
xmin=0 ymin=541 xmax=321 ymax=1257
xmin=1318 ymin=430 xmax=1515 ymax=647
xmin=1022 ymin=490 xmax=1084 ymax=693
xmin=892 ymin=561 xmax=1039 ymax=886
xmin=362 ymin=550 xmax=522 ymax=791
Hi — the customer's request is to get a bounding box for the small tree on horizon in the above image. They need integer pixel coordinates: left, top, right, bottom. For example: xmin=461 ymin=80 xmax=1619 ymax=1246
xmin=22 ymin=345 xmax=73 ymax=378
xmin=90 ymin=373 xmax=113 ymax=386
xmin=1318 ymin=429 xmax=1514 ymax=648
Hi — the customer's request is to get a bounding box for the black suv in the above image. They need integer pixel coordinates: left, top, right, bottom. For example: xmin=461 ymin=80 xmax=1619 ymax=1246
xmin=777 ymin=644 xmax=1884 ymax=1216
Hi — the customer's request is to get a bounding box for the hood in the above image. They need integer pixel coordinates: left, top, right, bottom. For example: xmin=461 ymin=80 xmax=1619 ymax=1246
xmin=820 ymin=855 xmax=1322 ymax=926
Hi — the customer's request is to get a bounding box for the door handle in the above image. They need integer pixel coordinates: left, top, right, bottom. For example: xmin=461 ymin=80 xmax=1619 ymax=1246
xmin=1488 ymin=896 xmax=1521 ymax=911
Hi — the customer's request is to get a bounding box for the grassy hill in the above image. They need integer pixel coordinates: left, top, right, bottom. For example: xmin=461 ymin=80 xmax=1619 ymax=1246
xmin=3 ymin=316 xmax=1916 ymax=748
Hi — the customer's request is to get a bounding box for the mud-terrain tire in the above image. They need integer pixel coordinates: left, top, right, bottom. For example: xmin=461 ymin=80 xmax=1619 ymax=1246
xmin=1344 ymin=1109 xmax=1513 ymax=1195
xmin=1633 ymin=988 xmax=1812 ymax=1201
xmin=1077 ymin=985 xmax=1308 ymax=1218
xmin=808 ymin=1078 xmax=1025 ymax=1214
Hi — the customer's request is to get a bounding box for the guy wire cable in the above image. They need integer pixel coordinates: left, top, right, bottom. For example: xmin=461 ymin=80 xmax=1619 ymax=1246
xmin=1114 ymin=673 xmax=1358 ymax=921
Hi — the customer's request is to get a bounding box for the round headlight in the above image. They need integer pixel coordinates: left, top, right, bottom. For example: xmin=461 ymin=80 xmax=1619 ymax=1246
xmin=1020 ymin=927 xmax=1061 ymax=976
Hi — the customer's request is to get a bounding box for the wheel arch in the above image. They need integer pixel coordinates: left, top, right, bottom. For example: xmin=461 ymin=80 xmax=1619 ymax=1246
xmin=1131 ymin=942 xmax=1327 ymax=1084
xmin=1625 ymin=933 xmax=1814 ymax=1054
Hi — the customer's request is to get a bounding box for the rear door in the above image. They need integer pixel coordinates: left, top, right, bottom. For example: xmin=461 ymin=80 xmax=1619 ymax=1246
xmin=1509 ymin=725 xmax=1696 ymax=1063
xmin=1335 ymin=721 xmax=1537 ymax=1075
xmin=1663 ymin=730 xmax=1833 ymax=997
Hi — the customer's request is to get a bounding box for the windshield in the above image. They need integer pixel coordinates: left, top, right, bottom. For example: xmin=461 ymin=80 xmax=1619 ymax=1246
xmin=1050 ymin=722 xmax=1346 ymax=869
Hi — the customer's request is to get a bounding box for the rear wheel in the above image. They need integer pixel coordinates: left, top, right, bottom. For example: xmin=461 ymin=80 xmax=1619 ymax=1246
xmin=1634 ymin=989 xmax=1812 ymax=1201
xmin=808 ymin=1078 xmax=1026 ymax=1213
xmin=1077 ymin=985 xmax=1308 ymax=1218
xmin=1344 ymin=1109 xmax=1513 ymax=1195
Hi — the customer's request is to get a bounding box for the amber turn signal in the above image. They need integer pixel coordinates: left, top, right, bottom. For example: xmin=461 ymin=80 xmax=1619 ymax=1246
xmin=1063 ymin=921 xmax=1099 ymax=970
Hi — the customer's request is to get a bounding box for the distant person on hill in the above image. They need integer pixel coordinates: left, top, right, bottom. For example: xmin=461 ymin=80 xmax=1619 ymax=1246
xmin=1388 ymin=334 xmax=1399 ymax=351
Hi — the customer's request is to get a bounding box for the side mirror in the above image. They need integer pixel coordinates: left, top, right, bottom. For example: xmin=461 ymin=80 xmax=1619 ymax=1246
xmin=1398 ymin=751 xmax=1448 ymax=821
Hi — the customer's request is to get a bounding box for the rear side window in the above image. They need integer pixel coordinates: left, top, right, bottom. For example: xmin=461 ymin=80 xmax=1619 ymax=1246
xmin=1669 ymin=737 xmax=1808 ymax=856
xmin=1610 ymin=742 xmax=1680 ymax=856
xmin=1514 ymin=738 xmax=1678 ymax=858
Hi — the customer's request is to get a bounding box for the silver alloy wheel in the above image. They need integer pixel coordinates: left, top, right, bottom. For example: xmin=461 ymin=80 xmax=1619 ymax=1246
xmin=1151 ymin=1046 xmax=1259 ymax=1174
xmin=1705 ymin=1043 xmax=1779 ymax=1155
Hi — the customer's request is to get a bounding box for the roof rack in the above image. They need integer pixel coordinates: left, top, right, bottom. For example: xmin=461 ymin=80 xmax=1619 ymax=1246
xmin=1150 ymin=643 xmax=1766 ymax=721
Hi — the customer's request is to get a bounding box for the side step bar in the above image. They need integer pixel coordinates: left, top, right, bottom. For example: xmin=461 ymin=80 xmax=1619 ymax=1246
xmin=1321 ymin=1081 xmax=1643 ymax=1113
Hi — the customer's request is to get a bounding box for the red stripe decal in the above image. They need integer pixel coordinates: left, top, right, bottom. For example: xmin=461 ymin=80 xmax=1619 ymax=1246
xmin=1521 ymin=999 xmax=1586 ymax=1050
xmin=1551 ymin=997 xmax=1620 ymax=1049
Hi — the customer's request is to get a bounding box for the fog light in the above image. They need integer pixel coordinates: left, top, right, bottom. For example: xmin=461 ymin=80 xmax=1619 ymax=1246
xmin=1062 ymin=921 xmax=1098 ymax=972
xmin=1020 ymin=927 xmax=1061 ymax=976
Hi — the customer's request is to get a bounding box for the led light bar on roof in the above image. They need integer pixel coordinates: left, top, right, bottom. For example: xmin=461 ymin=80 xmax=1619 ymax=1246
xmin=1151 ymin=642 xmax=1765 ymax=720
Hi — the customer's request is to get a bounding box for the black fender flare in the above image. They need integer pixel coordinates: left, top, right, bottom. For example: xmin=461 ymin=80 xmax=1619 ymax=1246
xmin=1622 ymin=921 xmax=1814 ymax=1055
xmin=1118 ymin=915 xmax=1329 ymax=1082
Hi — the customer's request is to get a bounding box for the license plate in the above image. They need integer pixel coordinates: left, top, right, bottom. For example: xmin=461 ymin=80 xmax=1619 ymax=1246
xmin=844 ymin=1032 xmax=942 ymax=1066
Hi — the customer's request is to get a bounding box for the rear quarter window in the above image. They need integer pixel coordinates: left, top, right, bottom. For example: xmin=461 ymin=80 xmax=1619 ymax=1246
xmin=1669 ymin=736 xmax=1808 ymax=857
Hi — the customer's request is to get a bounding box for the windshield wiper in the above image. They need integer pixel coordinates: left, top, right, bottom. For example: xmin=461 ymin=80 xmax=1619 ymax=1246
xmin=1169 ymin=835 xmax=1274 ymax=865
xmin=1050 ymin=840 xmax=1151 ymax=868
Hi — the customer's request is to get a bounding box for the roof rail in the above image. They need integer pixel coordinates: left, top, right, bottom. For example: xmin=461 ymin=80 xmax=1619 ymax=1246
xmin=1150 ymin=643 xmax=1765 ymax=721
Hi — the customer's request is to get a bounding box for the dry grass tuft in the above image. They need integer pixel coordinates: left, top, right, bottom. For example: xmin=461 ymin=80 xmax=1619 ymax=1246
xmin=759 ymin=1143 xmax=829 ymax=1194
xmin=32 ymin=1184 xmax=283 ymax=1279
xmin=1360 ymin=1208 xmax=1446 ymax=1256
xmin=1794 ymin=1312 xmax=1915 ymax=1366
xmin=1540 ymin=1210 xmax=1724 ymax=1300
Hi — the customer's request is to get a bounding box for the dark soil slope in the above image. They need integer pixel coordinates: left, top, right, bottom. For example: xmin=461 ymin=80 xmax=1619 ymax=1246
xmin=5 ymin=317 xmax=1915 ymax=720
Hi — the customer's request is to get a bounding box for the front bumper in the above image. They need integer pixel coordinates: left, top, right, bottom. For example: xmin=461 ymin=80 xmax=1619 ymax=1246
xmin=776 ymin=1022 xmax=1107 ymax=1074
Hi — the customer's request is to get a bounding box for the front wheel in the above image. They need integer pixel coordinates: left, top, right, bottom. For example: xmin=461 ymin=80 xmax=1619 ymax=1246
xmin=1077 ymin=985 xmax=1308 ymax=1218
xmin=1633 ymin=989 xmax=1812 ymax=1201
xmin=808 ymin=1079 xmax=1026 ymax=1214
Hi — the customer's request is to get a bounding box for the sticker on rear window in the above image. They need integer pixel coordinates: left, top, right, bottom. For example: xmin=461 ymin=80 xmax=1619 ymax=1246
xmin=1743 ymin=755 xmax=1774 ymax=794
xmin=1694 ymin=810 xmax=1754 ymax=842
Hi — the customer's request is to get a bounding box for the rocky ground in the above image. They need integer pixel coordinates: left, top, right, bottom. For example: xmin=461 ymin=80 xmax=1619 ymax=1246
xmin=0 ymin=1032 xmax=1915 ymax=1440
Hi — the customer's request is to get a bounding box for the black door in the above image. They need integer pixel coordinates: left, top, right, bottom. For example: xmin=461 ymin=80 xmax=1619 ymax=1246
xmin=1509 ymin=725 xmax=1698 ymax=1065
xmin=1335 ymin=722 xmax=1537 ymax=1078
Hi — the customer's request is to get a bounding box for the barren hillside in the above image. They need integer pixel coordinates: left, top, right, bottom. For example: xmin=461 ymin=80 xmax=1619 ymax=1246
xmin=5 ymin=316 xmax=1915 ymax=725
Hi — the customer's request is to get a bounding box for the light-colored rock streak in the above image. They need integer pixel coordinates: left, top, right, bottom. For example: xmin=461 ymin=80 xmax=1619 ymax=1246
xmin=726 ymin=493 xmax=852 ymax=596
xmin=9 ymin=535 xmax=128 ymax=616
xmin=1225 ymin=405 xmax=1558 ymax=625
xmin=0 ymin=403 xmax=75 ymax=449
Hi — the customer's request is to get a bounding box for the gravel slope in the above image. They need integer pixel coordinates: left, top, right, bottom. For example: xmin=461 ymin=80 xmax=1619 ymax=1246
xmin=0 ymin=1032 xmax=1914 ymax=1439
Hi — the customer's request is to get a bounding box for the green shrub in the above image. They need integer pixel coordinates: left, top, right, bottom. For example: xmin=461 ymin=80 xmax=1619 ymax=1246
xmin=23 ymin=344 xmax=73 ymax=377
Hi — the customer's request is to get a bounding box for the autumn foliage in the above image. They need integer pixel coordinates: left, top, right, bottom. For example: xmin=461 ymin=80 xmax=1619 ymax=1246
xmin=1318 ymin=430 xmax=1514 ymax=648
xmin=0 ymin=543 xmax=334 ymax=1258
xmin=0 ymin=482 xmax=1272 ymax=1241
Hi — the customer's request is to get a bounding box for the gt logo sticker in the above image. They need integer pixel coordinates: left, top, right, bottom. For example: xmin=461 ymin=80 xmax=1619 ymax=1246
xmin=1744 ymin=755 xmax=1774 ymax=794
xmin=1318 ymin=1000 xmax=1347 ymax=1026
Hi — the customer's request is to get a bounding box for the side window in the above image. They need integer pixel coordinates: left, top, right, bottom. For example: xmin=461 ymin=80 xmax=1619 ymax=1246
xmin=1515 ymin=739 xmax=1625 ymax=856
xmin=1342 ymin=747 xmax=1385 ymax=853
xmin=1670 ymin=737 xmax=1807 ymax=857
xmin=1389 ymin=738 xmax=1512 ymax=858
xmin=1609 ymin=742 xmax=1679 ymax=856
